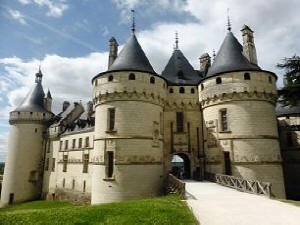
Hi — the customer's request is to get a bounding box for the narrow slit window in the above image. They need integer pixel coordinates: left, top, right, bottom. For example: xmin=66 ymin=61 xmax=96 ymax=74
xmin=176 ymin=112 xmax=184 ymax=132
xmin=191 ymin=88 xmax=195 ymax=94
xmin=72 ymin=139 xmax=76 ymax=149
xmin=129 ymin=73 xmax=135 ymax=80
xmin=150 ymin=77 xmax=155 ymax=84
xmin=216 ymin=77 xmax=222 ymax=84
xmin=83 ymin=180 xmax=86 ymax=193
xmin=78 ymin=138 xmax=82 ymax=148
xmin=108 ymin=108 xmax=115 ymax=131
xmin=108 ymin=75 xmax=113 ymax=82
xmin=107 ymin=151 xmax=114 ymax=178
xmin=72 ymin=179 xmax=75 ymax=190
xmin=65 ymin=140 xmax=68 ymax=150
xmin=63 ymin=155 xmax=68 ymax=172
xmin=220 ymin=109 xmax=228 ymax=132
xmin=85 ymin=137 xmax=89 ymax=147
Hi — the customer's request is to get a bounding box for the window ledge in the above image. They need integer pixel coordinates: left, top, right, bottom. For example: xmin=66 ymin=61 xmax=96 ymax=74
xmin=219 ymin=130 xmax=232 ymax=133
xmin=105 ymin=130 xmax=117 ymax=134
xmin=103 ymin=177 xmax=115 ymax=181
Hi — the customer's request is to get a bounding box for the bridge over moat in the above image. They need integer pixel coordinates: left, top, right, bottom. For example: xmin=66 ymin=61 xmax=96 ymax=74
xmin=184 ymin=181 xmax=300 ymax=225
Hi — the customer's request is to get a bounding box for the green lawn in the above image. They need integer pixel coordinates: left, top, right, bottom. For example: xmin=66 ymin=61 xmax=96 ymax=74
xmin=0 ymin=195 xmax=198 ymax=225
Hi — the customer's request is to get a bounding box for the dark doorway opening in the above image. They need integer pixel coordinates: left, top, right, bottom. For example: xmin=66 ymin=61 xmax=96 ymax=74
xmin=171 ymin=153 xmax=191 ymax=179
xmin=9 ymin=193 xmax=14 ymax=205
xmin=224 ymin=151 xmax=232 ymax=175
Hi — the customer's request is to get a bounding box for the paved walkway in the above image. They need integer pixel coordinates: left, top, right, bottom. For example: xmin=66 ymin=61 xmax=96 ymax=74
xmin=185 ymin=181 xmax=300 ymax=225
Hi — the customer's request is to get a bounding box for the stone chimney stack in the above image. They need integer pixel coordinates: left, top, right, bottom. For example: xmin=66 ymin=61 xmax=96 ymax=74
xmin=62 ymin=101 xmax=70 ymax=112
xmin=108 ymin=37 xmax=118 ymax=68
xmin=199 ymin=53 xmax=211 ymax=75
xmin=241 ymin=25 xmax=258 ymax=65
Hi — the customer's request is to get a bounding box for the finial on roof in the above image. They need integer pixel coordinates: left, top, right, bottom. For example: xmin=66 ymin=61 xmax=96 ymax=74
xmin=131 ymin=9 xmax=135 ymax=34
xmin=213 ymin=49 xmax=216 ymax=61
xmin=227 ymin=8 xmax=231 ymax=32
xmin=47 ymin=89 xmax=52 ymax=99
xmin=35 ymin=63 xmax=43 ymax=84
xmin=174 ymin=31 xmax=179 ymax=50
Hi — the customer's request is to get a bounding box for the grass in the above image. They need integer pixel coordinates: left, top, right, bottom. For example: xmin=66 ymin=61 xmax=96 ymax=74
xmin=280 ymin=199 xmax=300 ymax=207
xmin=0 ymin=194 xmax=198 ymax=225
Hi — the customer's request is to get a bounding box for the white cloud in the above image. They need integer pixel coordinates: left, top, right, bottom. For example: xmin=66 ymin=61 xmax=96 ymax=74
xmin=18 ymin=0 xmax=69 ymax=18
xmin=8 ymin=9 xmax=27 ymax=25
xmin=0 ymin=131 xmax=9 ymax=162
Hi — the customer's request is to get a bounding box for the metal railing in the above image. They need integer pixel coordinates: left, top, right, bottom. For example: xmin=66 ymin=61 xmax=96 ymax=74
xmin=215 ymin=174 xmax=272 ymax=198
xmin=167 ymin=174 xmax=185 ymax=197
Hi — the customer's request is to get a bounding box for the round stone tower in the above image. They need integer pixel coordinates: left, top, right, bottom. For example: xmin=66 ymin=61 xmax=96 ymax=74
xmin=91 ymin=33 xmax=167 ymax=204
xmin=199 ymin=30 xmax=286 ymax=198
xmin=1 ymin=69 xmax=53 ymax=206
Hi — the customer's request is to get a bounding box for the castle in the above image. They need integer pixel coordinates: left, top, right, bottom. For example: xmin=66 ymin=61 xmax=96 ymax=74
xmin=1 ymin=21 xmax=300 ymax=206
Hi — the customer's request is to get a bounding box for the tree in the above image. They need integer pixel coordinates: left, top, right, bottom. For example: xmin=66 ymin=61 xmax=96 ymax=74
xmin=277 ymin=55 xmax=300 ymax=106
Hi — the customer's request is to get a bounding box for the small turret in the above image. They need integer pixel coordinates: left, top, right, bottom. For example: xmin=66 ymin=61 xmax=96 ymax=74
xmin=108 ymin=37 xmax=118 ymax=68
xmin=199 ymin=53 xmax=211 ymax=75
xmin=44 ymin=89 xmax=52 ymax=112
xmin=241 ymin=25 xmax=258 ymax=65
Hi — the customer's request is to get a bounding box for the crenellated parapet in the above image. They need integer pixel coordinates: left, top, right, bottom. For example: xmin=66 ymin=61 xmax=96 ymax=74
xmin=9 ymin=110 xmax=53 ymax=125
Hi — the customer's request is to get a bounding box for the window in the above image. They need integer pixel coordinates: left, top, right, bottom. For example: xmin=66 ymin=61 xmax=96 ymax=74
xmin=191 ymin=88 xmax=195 ymax=94
xmin=244 ymin=73 xmax=251 ymax=80
xmin=287 ymin=132 xmax=293 ymax=146
xmin=169 ymin=88 xmax=174 ymax=93
xmin=107 ymin=151 xmax=114 ymax=178
xmin=216 ymin=77 xmax=222 ymax=84
xmin=108 ymin=75 xmax=113 ymax=82
xmin=78 ymin=138 xmax=82 ymax=148
xmin=176 ymin=112 xmax=184 ymax=132
xmin=65 ymin=140 xmax=68 ymax=150
xmin=72 ymin=179 xmax=75 ymax=190
xmin=85 ymin=137 xmax=89 ymax=147
xmin=83 ymin=154 xmax=89 ymax=173
xmin=52 ymin=158 xmax=55 ymax=172
xmin=129 ymin=73 xmax=135 ymax=80
xmin=150 ymin=77 xmax=155 ymax=84
xmin=179 ymin=87 xmax=185 ymax=94
xmin=201 ymin=84 xmax=204 ymax=90
xmin=220 ymin=109 xmax=228 ymax=132
xmin=83 ymin=180 xmax=86 ymax=193
xmin=35 ymin=128 xmax=38 ymax=133
xmin=95 ymin=79 xmax=98 ymax=86
xmin=63 ymin=155 xmax=68 ymax=172
xmin=45 ymin=158 xmax=49 ymax=171
xmin=62 ymin=178 xmax=65 ymax=188
xmin=72 ymin=139 xmax=76 ymax=149
xmin=108 ymin=108 xmax=115 ymax=131
xmin=268 ymin=76 xmax=272 ymax=83
xmin=59 ymin=141 xmax=63 ymax=150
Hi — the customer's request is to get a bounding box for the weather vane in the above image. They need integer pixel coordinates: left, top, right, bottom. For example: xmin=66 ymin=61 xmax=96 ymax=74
xmin=227 ymin=8 xmax=231 ymax=31
xmin=131 ymin=9 xmax=135 ymax=33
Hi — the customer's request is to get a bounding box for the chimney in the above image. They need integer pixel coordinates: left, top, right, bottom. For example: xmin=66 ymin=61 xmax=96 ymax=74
xmin=62 ymin=101 xmax=70 ymax=112
xmin=108 ymin=37 xmax=118 ymax=68
xmin=86 ymin=101 xmax=93 ymax=118
xmin=199 ymin=53 xmax=211 ymax=75
xmin=241 ymin=25 xmax=258 ymax=65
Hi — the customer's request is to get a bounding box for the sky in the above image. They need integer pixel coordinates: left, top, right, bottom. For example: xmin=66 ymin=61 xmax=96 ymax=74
xmin=0 ymin=0 xmax=300 ymax=162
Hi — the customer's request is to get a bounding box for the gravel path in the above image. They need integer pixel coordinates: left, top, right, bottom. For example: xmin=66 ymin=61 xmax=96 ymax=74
xmin=185 ymin=181 xmax=300 ymax=225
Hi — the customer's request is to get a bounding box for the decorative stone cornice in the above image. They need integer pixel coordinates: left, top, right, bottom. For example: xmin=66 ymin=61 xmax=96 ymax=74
xmin=200 ymin=91 xmax=277 ymax=108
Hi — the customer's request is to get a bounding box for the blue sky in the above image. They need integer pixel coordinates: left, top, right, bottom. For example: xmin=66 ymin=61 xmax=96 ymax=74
xmin=1 ymin=0 xmax=300 ymax=162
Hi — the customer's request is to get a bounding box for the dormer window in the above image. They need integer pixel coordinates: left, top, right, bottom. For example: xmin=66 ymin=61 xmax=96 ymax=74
xmin=129 ymin=73 xmax=135 ymax=80
xmin=108 ymin=75 xmax=113 ymax=82
xmin=216 ymin=77 xmax=222 ymax=84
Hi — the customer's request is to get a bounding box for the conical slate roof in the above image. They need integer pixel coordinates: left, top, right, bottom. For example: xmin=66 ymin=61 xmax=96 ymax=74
xmin=161 ymin=49 xmax=201 ymax=85
xmin=206 ymin=32 xmax=261 ymax=77
xmin=107 ymin=34 xmax=155 ymax=74
xmin=14 ymin=72 xmax=47 ymax=113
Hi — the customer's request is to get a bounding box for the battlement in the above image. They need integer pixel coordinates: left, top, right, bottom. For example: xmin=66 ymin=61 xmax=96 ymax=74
xmin=9 ymin=111 xmax=52 ymax=124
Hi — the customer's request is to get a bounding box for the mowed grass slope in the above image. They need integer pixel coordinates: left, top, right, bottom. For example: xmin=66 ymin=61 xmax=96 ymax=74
xmin=0 ymin=195 xmax=198 ymax=225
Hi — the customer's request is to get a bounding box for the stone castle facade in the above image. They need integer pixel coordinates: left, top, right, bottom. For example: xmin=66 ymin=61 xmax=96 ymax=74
xmin=1 ymin=23 xmax=300 ymax=206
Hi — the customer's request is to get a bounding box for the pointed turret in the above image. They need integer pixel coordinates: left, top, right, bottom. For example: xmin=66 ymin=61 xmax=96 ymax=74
xmin=107 ymin=34 xmax=155 ymax=74
xmin=14 ymin=69 xmax=48 ymax=112
xmin=206 ymin=31 xmax=261 ymax=77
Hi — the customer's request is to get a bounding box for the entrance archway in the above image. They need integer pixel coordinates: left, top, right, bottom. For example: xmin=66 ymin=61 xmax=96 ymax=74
xmin=171 ymin=153 xmax=191 ymax=179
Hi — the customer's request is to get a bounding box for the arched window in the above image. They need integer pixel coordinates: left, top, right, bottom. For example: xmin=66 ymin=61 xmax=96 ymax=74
xmin=150 ymin=77 xmax=155 ymax=84
xmin=216 ymin=77 xmax=222 ymax=84
xmin=129 ymin=73 xmax=135 ymax=80
xmin=179 ymin=87 xmax=185 ymax=94
xmin=268 ymin=76 xmax=272 ymax=83
xmin=108 ymin=75 xmax=113 ymax=82
xmin=169 ymin=88 xmax=174 ymax=93
xmin=244 ymin=73 xmax=251 ymax=80
xmin=201 ymin=84 xmax=204 ymax=90
xmin=191 ymin=88 xmax=195 ymax=94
